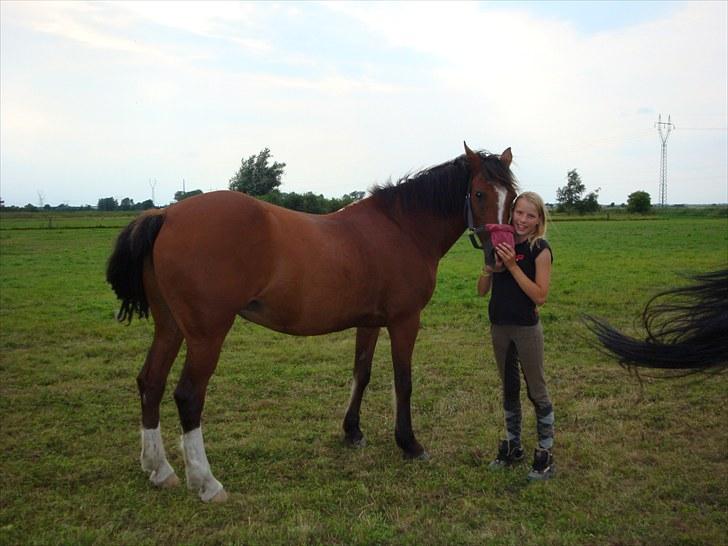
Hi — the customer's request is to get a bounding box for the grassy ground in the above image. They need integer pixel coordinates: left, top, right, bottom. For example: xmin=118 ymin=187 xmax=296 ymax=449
xmin=0 ymin=213 xmax=726 ymax=545
xmin=0 ymin=211 xmax=137 ymax=230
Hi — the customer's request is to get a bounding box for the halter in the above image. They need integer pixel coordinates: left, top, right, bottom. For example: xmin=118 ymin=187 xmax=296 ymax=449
xmin=464 ymin=193 xmax=486 ymax=249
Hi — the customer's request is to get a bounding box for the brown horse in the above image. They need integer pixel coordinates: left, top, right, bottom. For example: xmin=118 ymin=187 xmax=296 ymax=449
xmin=107 ymin=143 xmax=517 ymax=502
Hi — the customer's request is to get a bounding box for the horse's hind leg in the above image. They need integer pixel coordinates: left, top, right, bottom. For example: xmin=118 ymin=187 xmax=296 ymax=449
xmin=343 ymin=327 xmax=380 ymax=447
xmin=173 ymin=322 xmax=233 ymax=503
xmin=138 ymin=269 xmax=184 ymax=488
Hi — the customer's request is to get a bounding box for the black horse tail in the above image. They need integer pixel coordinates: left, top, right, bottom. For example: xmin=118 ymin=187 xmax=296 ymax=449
xmin=106 ymin=209 xmax=166 ymax=323
xmin=584 ymin=268 xmax=728 ymax=371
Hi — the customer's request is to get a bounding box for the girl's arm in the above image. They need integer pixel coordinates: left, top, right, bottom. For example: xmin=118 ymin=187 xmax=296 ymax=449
xmin=495 ymin=243 xmax=552 ymax=306
xmin=477 ymin=269 xmax=492 ymax=296
xmin=476 ymin=258 xmax=504 ymax=296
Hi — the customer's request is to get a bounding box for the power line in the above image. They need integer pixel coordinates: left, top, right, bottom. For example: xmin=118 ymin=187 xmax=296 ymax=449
xmin=675 ymin=127 xmax=728 ymax=131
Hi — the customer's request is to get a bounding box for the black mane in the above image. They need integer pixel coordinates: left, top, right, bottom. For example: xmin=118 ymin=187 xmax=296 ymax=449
xmin=371 ymin=151 xmax=517 ymax=217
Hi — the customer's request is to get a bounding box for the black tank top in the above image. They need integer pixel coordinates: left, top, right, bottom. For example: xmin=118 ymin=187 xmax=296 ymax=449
xmin=488 ymin=239 xmax=552 ymax=326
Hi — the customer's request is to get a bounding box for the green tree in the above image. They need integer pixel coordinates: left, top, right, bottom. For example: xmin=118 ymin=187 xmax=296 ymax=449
xmin=282 ymin=191 xmax=304 ymax=211
xmin=229 ymin=148 xmax=286 ymax=196
xmin=555 ymin=170 xmax=601 ymax=214
xmin=119 ymin=197 xmax=134 ymax=210
xmin=627 ymin=191 xmax=651 ymax=213
xmin=555 ymin=169 xmax=585 ymax=212
xmin=259 ymin=189 xmax=365 ymax=214
xmin=576 ymin=190 xmax=601 ymax=213
xmin=327 ymin=191 xmax=365 ymax=212
xmin=342 ymin=190 xmax=365 ymax=204
xmin=174 ymin=189 xmax=203 ymax=202
xmin=97 ymin=197 xmax=118 ymax=211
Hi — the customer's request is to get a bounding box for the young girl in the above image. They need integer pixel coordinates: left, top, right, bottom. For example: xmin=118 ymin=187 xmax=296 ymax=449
xmin=477 ymin=191 xmax=555 ymax=480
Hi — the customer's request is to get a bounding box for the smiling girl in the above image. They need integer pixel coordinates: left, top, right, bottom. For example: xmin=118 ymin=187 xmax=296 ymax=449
xmin=477 ymin=191 xmax=555 ymax=480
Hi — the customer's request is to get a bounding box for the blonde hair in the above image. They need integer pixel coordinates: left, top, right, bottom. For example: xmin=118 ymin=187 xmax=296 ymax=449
xmin=510 ymin=191 xmax=548 ymax=248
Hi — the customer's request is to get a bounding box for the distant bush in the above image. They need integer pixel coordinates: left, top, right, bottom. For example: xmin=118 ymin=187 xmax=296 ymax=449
xmin=627 ymin=191 xmax=651 ymax=213
xmin=259 ymin=190 xmax=365 ymax=214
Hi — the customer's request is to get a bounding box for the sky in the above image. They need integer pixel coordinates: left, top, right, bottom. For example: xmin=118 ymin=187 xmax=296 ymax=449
xmin=1 ymin=0 xmax=726 ymax=208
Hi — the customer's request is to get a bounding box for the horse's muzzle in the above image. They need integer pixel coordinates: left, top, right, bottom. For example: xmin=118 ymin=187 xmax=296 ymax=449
xmin=475 ymin=224 xmax=515 ymax=268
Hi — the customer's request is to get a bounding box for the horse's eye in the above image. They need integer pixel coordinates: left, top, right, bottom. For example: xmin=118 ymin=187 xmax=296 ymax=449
xmin=475 ymin=191 xmax=483 ymax=200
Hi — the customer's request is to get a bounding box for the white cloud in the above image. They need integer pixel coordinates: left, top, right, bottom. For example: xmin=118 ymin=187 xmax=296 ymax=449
xmin=9 ymin=2 xmax=153 ymax=55
xmin=118 ymin=1 xmax=271 ymax=54
xmin=326 ymin=1 xmax=727 ymax=203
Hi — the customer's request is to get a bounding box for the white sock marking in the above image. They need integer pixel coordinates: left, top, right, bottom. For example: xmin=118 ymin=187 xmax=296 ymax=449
xmin=140 ymin=425 xmax=176 ymax=486
xmin=181 ymin=427 xmax=224 ymax=502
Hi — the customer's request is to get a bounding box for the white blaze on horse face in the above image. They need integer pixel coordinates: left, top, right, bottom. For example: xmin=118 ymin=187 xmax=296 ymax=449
xmin=140 ymin=425 xmax=178 ymax=487
xmin=495 ymin=185 xmax=508 ymax=225
xmin=181 ymin=427 xmax=226 ymax=502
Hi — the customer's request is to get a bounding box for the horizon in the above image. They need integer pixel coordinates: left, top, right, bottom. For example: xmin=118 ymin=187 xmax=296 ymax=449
xmin=3 ymin=190 xmax=726 ymax=211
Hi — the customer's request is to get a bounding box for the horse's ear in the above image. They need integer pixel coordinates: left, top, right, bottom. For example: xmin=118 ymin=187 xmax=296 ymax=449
xmin=500 ymin=147 xmax=512 ymax=168
xmin=464 ymin=141 xmax=481 ymax=172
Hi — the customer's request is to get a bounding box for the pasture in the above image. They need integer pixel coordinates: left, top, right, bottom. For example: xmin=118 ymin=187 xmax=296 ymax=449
xmin=0 ymin=213 xmax=726 ymax=545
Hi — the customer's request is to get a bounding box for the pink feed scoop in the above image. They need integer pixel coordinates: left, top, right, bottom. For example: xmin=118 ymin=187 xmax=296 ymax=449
xmin=485 ymin=224 xmax=515 ymax=249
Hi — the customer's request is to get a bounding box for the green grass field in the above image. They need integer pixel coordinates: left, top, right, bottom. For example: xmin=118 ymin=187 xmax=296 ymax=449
xmin=1 ymin=212 xmax=726 ymax=545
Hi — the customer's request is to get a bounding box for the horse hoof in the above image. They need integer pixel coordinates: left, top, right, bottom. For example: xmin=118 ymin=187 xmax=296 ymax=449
xmin=207 ymin=489 xmax=229 ymax=503
xmin=403 ymin=450 xmax=430 ymax=461
xmin=159 ymin=473 xmax=180 ymax=489
xmin=345 ymin=436 xmax=367 ymax=449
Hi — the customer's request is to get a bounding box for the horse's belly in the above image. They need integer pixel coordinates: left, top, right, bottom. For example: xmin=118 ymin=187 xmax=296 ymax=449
xmin=237 ymin=296 xmax=386 ymax=336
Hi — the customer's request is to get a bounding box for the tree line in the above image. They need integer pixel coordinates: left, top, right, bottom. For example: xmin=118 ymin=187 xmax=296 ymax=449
xmin=554 ymin=169 xmax=651 ymax=214
xmin=97 ymin=148 xmax=363 ymax=214
xmin=227 ymin=147 xmax=364 ymax=213
xmin=230 ymin=148 xmax=651 ymax=214
xmin=1 ymin=148 xmax=653 ymax=215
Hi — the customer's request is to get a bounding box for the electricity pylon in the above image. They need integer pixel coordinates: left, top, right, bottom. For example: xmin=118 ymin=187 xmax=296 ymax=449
xmin=149 ymin=178 xmax=157 ymax=205
xmin=655 ymin=114 xmax=674 ymax=206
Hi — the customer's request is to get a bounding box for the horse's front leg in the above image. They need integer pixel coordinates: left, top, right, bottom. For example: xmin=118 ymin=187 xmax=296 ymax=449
xmin=343 ymin=327 xmax=380 ymax=447
xmin=140 ymin=426 xmax=179 ymax=488
xmin=388 ymin=314 xmax=428 ymax=460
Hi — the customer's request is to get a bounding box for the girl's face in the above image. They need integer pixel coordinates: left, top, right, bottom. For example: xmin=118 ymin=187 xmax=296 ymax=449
xmin=511 ymin=198 xmax=541 ymax=238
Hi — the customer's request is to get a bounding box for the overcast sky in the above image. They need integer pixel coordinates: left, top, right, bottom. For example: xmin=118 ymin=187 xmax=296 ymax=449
xmin=1 ymin=1 xmax=726 ymax=207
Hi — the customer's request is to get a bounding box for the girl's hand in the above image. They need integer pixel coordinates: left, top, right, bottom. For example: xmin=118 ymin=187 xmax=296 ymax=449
xmin=491 ymin=260 xmax=505 ymax=273
xmin=495 ymin=243 xmax=517 ymax=270
xmin=488 ymin=252 xmax=506 ymax=273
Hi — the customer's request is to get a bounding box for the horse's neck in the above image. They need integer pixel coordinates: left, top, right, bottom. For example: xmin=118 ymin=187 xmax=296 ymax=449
xmin=339 ymin=198 xmax=465 ymax=261
xmin=410 ymin=211 xmax=466 ymax=260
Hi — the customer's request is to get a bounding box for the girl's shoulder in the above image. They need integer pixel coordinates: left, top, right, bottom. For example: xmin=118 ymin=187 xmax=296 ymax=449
xmin=534 ymin=238 xmax=551 ymax=250
xmin=532 ymin=238 xmax=553 ymax=262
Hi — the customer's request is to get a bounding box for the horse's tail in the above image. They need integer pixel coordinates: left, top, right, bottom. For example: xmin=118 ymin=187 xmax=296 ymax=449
xmin=584 ymin=269 xmax=728 ymax=371
xmin=106 ymin=209 xmax=166 ymax=323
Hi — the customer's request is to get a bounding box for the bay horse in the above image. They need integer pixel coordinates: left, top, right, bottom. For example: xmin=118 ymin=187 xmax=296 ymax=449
xmin=585 ymin=268 xmax=728 ymax=372
xmin=107 ymin=143 xmax=517 ymax=502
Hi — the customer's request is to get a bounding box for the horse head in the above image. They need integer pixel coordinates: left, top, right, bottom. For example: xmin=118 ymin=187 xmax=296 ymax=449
xmin=464 ymin=142 xmax=518 ymax=266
